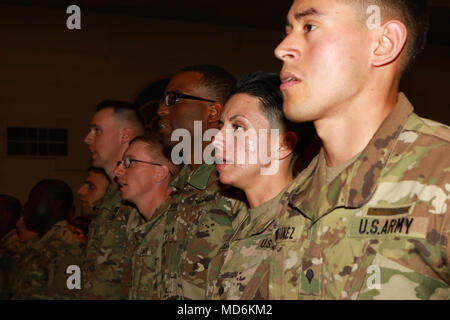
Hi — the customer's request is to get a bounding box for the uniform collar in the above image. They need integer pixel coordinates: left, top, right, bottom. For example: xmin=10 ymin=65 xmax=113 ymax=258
xmin=290 ymin=93 xmax=414 ymax=218
xmin=170 ymin=163 xmax=216 ymax=191
xmin=92 ymin=182 xmax=118 ymax=211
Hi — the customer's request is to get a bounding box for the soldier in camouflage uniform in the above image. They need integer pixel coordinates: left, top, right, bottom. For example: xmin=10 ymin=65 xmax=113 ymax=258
xmin=256 ymin=0 xmax=450 ymax=299
xmin=160 ymin=163 xmax=243 ymax=299
xmin=0 ymin=226 xmax=37 ymax=299
xmin=79 ymin=100 xmax=144 ymax=299
xmin=76 ymin=166 xmax=110 ymax=217
xmin=0 ymin=195 xmax=25 ymax=299
xmin=156 ymin=65 xmax=241 ymax=299
xmin=114 ymin=132 xmax=179 ymax=299
xmin=79 ymin=185 xmax=135 ymax=299
xmin=9 ymin=179 xmax=85 ymax=300
xmin=206 ymin=72 xmax=316 ymax=299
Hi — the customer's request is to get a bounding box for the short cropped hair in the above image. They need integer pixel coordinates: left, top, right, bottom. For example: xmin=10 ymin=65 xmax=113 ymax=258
xmin=96 ymin=100 xmax=145 ymax=132
xmin=181 ymin=65 xmax=237 ymax=104
xmin=230 ymin=72 xmax=316 ymax=155
xmin=344 ymin=0 xmax=429 ymax=71
xmin=87 ymin=166 xmax=111 ymax=183
xmin=129 ymin=130 xmax=180 ymax=180
xmin=25 ymin=179 xmax=74 ymax=232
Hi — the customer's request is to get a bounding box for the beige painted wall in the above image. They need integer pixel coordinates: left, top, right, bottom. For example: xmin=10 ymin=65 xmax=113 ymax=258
xmin=0 ymin=4 xmax=449 ymax=212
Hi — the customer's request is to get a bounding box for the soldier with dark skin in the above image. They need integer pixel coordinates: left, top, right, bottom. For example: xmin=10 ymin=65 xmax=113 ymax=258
xmin=9 ymin=179 xmax=85 ymax=300
xmin=79 ymin=100 xmax=144 ymax=299
xmin=263 ymin=0 xmax=450 ymax=299
xmin=156 ymin=65 xmax=244 ymax=299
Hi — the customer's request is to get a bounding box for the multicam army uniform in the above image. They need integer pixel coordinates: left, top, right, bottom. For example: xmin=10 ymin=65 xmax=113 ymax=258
xmin=267 ymin=93 xmax=450 ymax=299
xmin=10 ymin=220 xmax=85 ymax=300
xmin=160 ymin=163 xmax=240 ymax=299
xmin=120 ymin=201 xmax=170 ymax=300
xmin=79 ymin=184 xmax=134 ymax=299
xmin=206 ymin=190 xmax=286 ymax=300
xmin=0 ymin=230 xmax=33 ymax=299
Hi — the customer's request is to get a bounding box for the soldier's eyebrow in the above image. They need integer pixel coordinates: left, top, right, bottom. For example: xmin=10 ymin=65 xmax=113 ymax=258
xmin=286 ymin=7 xmax=325 ymax=27
xmin=229 ymin=114 xmax=247 ymax=121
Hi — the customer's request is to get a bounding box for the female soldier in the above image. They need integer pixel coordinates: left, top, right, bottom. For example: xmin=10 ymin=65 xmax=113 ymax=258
xmin=207 ymin=72 xmax=315 ymax=299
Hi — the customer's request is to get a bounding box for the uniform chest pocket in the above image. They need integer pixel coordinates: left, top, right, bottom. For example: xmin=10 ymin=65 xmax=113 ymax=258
xmin=215 ymin=233 xmax=274 ymax=299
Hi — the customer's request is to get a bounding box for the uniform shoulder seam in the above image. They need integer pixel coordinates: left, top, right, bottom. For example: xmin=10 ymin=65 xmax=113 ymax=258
xmin=406 ymin=114 xmax=450 ymax=143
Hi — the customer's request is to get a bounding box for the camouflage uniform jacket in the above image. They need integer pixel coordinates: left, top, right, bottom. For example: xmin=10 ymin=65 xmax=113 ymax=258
xmin=268 ymin=93 xmax=450 ymax=299
xmin=79 ymin=184 xmax=133 ymax=299
xmin=0 ymin=230 xmax=31 ymax=299
xmin=121 ymin=202 xmax=170 ymax=300
xmin=10 ymin=220 xmax=85 ymax=300
xmin=206 ymin=191 xmax=285 ymax=300
xmin=160 ymin=163 xmax=239 ymax=299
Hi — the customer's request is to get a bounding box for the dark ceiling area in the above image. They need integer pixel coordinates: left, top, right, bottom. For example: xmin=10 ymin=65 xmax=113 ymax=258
xmin=1 ymin=0 xmax=450 ymax=45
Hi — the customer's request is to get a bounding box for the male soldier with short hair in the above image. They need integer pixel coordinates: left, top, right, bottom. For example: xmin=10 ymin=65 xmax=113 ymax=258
xmin=79 ymin=100 xmax=144 ymax=299
xmin=265 ymin=0 xmax=450 ymax=299
xmin=77 ymin=167 xmax=110 ymax=216
xmin=114 ymin=132 xmax=180 ymax=299
xmin=9 ymin=179 xmax=85 ymax=300
xmin=157 ymin=65 xmax=244 ymax=299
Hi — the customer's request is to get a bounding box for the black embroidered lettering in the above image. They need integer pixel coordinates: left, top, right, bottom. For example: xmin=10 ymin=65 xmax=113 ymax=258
xmin=370 ymin=219 xmax=379 ymax=234
xmin=405 ymin=218 xmax=414 ymax=234
xmin=394 ymin=218 xmax=404 ymax=233
xmin=288 ymin=227 xmax=295 ymax=240
xmin=387 ymin=219 xmax=397 ymax=234
xmin=379 ymin=220 xmax=389 ymax=234
xmin=359 ymin=219 xmax=368 ymax=234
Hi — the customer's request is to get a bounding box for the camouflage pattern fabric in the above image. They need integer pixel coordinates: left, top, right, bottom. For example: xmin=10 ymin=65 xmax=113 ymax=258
xmin=9 ymin=220 xmax=85 ymax=300
xmin=160 ymin=163 xmax=240 ymax=299
xmin=78 ymin=184 xmax=133 ymax=299
xmin=267 ymin=93 xmax=450 ymax=299
xmin=123 ymin=203 xmax=169 ymax=300
xmin=206 ymin=190 xmax=284 ymax=300
xmin=0 ymin=230 xmax=32 ymax=299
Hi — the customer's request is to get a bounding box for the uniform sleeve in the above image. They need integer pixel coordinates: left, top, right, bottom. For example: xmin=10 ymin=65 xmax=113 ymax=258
xmin=45 ymin=244 xmax=85 ymax=300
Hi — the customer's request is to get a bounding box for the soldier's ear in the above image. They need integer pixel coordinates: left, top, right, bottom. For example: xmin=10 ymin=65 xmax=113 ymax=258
xmin=371 ymin=20 xmax=407 ymax=68
xmin=120 ymin=128 xmax=133 ymax=145
xmin=207 ymin=102 xmax=222 ymax=125
xmin=277 ymin=131 xmax=297 ymax=160
xmin=155 ymin=164 xmax=170 ymax=182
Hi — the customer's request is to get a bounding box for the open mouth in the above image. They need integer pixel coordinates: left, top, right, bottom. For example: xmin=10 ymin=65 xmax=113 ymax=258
xmin=117 ymin=182 xmax=128 ymax=190
xmin=88 ymin=148 xmax=98 ymax=158
xmin=280 ymin=72 xmax=301 ymax=90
